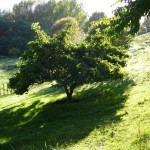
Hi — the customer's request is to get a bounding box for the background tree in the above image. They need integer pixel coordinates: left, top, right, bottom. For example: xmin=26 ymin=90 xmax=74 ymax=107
xmin=0 ymin=12 xmax=13 ymax=56
xmin=12 ymin=0 xmax=34 ymax=22
xmin=0 ymin=0 xmax=88 ymax=56
xmin=10 ymin=19 xmax=34 ymax=52
xmin=33 ymin=0 xmax=87 ymax=33
xmin=50 ymin=17 xmax=82 ymax=42
xmin=89 ymin=12 xmax=106 ymax=22
xmin=0 ymin=37 xmax=9 ymax=56
xmin=33 ymin=0 xmax=57 ymax=32
xmin=84 ymin=11 xmax=106 ymax=32
xmin=9 ymin=22 xmax=128 ymax=102
xmin=53 ymin=0 xmax=87 ymax=28
xmin=0 ymin=2 xmax=35 ymax=56
xmin=50 ymin=17 xmax=79 ymax=34
xmin=114 ymin=0 xmax=150 ymax=34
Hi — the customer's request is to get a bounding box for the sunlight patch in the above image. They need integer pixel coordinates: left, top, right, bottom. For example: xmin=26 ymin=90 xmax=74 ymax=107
xmin=0 ymin=137 xmax=11 ymax=144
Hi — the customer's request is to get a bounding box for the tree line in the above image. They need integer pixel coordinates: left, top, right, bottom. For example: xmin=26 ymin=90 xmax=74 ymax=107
xmin=0 ymin=0 xmax=108 ymax=57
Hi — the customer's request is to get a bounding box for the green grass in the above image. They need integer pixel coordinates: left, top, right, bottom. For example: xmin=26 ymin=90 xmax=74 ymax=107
xmin=0 ymin=33 xmax=150 ymax=150
xmin=0 ymin=58 xmax=18 ymax=84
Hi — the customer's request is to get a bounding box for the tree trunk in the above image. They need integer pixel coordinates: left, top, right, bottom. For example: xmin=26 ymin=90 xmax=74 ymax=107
xmin=66 ymin=92 xmax=73 ymax=102
xmin=64 ymin=84 xmax=76 ymax=103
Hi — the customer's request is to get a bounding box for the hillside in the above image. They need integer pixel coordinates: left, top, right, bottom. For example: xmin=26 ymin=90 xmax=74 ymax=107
xmin=0 ymin=58 xmax=18 ymax=84
xmin=0 ymin=33 xmax=150 ymax=150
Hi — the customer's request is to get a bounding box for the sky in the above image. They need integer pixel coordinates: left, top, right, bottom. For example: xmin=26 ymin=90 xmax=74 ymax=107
xmin=0 ymin=0 xmax=118 ymax=17
xmin=78 ymin=0 xmax=118 ymax=17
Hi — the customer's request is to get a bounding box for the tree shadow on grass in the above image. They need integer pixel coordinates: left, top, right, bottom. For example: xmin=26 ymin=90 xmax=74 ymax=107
xmin=28 ymin=83 xmax=64 ymax=99
xmin=0 ymin=79 xmax=133 ymax=150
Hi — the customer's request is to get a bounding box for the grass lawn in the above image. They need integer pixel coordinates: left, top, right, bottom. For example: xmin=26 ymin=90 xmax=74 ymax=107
xmin=0 ymin=33 xmax=150 ymax=150
xmin=0 ymin=58 xmax=18 ymax=84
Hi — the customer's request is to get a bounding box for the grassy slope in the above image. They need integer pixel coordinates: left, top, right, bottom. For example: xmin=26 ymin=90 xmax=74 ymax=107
xmin=0 ymin=58 xmax=18 ymax=84
xmin=0 ymin=33 xmax=150 ymax=150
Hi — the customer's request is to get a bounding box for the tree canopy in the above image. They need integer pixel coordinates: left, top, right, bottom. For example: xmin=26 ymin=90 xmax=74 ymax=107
xmin=87 ymin=18 xmax=131 ymax=49
xmin=50 ymin=17 xmax=79 ymax=34
xmin=143 ymin=17 xmax=150 ymax=33
xmin=114 ymin=0 xmax=150 ymax=34
xmin=84 ymin=11 xmax=106 ymax=32
xmin=89 ymin=12 xmax=107 ymax=23
xmin=9 ymin=20 xmax=129 ymax=102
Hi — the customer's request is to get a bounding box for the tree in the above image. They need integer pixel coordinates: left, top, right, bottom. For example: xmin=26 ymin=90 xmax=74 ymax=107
xmin=33 ymin=0 xmax=57 ymax=31
xmin=0 ymin=14 xmax=11 ymax=55
xmin=89 ymin=12 xmax=106 ymax=23
xmin=0 ymin=3 xmax=35 ymax=56
xmin=33 ymin=0 xmax=87 ymax=32
xmin=9 ymin=22 xmax=128 ymax=102
xmin=50 ymin=17 xmax=82 ymax=42
xmin=84 ymin=12 xmax=106 ymax=32
xmin=50 ymin=17 xmax=79 ymax=34
xmin=12 ymin=0 xmax=35 ymax=22
xmin=0 ymin=0 xmax=88 ymax=56
xmin=0 ymin=36 xmax=9 ymax=56
xmin=114 ymin=0 xmax=150 ymax=34
xmin=53 ymin=0 xmax=87 ymax=28
xmin=10 ymin=19 xmax=35 ymax=51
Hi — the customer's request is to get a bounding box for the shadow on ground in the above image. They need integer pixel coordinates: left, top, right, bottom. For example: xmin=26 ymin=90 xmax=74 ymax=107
xmin=29 ymin=83 xmax=63 ymax=99
xmin=0 ymin=79 xmax=133 ymax=150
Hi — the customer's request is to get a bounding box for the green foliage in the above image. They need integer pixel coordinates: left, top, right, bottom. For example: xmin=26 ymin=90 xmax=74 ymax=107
xmin=33 ymin=0 xmax=87 ymax=31
xmin=50 ymin=17 xmax=81 ymax=41
xmin=0 ymin=12 xmax=34 ymax=56
xmin=9 ymin=21 xmax=128 ymax=101
xmin=89 ymin=12 xmax=106 ymax=23
xmin=84 ymin=11 xmax=107 ymax=32
xmin=0 ymin=0 xmax=88 ymax=56
xmin=87 ymin=18 xmax=132 ymax=49
xmin=114 ymin=0 xmax=150 ymax=34
xmin=33 ymin=0 xmax=57 ymax=30
xmin=53 ymin=0 xmax=87 ymax=28
xmin=12 ymin=0 xmax=34 ymax=22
